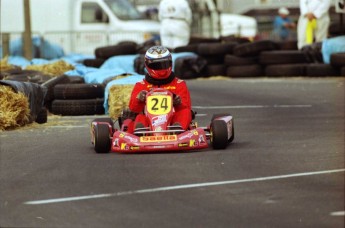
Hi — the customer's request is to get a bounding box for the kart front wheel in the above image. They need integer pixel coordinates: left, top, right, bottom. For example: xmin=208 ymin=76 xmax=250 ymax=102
xmin=94 ymin=124 xmax=110 ymax=153
xmin=210 ymin=120 xmax=228 ymax=149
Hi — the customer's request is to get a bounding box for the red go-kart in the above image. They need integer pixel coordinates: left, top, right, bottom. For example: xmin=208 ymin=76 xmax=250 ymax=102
xmin=90 ymin=88 xmax=234 ymax=153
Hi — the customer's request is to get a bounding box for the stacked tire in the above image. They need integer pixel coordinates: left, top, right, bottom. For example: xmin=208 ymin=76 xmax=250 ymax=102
xmin=83 ymin=42 xmax=138 ymax=68
xmin=225 ymin=40 xmax=280 ymax=77
xmin=51 ymin=83 xmax=105 ymax=116
xmin=330 ymin=53 xmax=345 ymax=76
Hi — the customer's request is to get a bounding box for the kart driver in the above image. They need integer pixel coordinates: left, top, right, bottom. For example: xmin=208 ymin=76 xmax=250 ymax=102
xmin=129 ymin=45 xmax=192 ymax=130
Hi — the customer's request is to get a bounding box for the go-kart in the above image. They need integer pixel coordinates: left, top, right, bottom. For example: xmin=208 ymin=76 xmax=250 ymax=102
xmin=90 ymin=88 xmax=234 ymax=153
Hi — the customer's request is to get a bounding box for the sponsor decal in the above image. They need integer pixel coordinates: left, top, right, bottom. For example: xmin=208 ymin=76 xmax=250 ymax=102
xmin=130 ymin=146 xmax=140 ymax=150
xmin=163 ymin=86 xmax=176 ymax=90
xmin=178 ymin=143 xmax=189 ymax=147
xmin=189 ymin=139 xmax=197 ymax=147
xmin=179 ymin=132 xmax=194 ymax=140
xmin=193 ymin=130 xmax=199 ymax=136
xmin=153 ymin=145 xmax=166 ymax=149
xmin=119 ymin=133 xmax=125 ymax=138
xmin=155 ymin=126 xmax=163 ymax=132
xmin=121 ymin=143 xmax=127 ymax=150
xmin=152 ymin=115 xmax=167 ymax=126
xmin=140 ymin=135 xmax=177 ymax=142
xmin=151 ymin=91 xmax=168 ymax=95
xmin=113 ymin=138 xmax=119 ymax=147
xmin=198 ymin=135 xmax=206 ymax=143
xmin=124 ymin=135 xmax=138 ymax=143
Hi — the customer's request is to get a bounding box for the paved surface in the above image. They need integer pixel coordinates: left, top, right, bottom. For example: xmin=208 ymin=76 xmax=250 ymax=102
xmin=0 ymin=78 xmax=344 ymax=228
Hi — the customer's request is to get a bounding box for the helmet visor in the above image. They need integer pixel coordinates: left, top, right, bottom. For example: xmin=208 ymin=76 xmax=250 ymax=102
xmin=146 ymin=59 xmax=172 ymax=70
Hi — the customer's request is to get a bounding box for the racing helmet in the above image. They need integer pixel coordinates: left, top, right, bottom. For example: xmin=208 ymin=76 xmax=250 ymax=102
xmin=145 ymin=46 xmax=172 ymax=80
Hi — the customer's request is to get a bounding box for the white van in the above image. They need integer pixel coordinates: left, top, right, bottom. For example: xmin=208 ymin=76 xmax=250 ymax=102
xmin=0 ymin=0 xmax=161 ymax=55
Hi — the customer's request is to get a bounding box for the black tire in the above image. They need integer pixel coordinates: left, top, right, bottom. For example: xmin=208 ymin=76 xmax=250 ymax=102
xmin=197 ymin=42 xmax=237 ymax=56
xmin=226 ymin=64 xmax=263 ymax=77
xmin=83 ymin=58 xmax=106 ymax=68
xmin=220 ymin=35 xmax=250 ymax=44
xmin=306 ymin=64 xmax=340 ymax=76
xmin=174 ymin=44 xmax=198 ymax=53
xmin=54 ymin=83 xmax=104 ymax=99
xmin=92 ymin=117 xmax=114 ymax=128
xmin=94 ymin=124 xmax=110 ymax=153
xmin=341 ymin=67 xmax=345 ymax=76
xmin=41 ymin=74 xmax=70 ymax=103
xmin=189 ymin=36 xmax=220 ymax=44
xmin=224 ymin=55 xmax=258 ymax=66
xmin=51 ymin=99 xmax=105 ymax=116
xmin=134 ymin=54 xmax=146 ymax=75
xmin=201 ymin=55 xmax=225 ymax=65
xmin=259 ymin=50 xmax=308 ymax=65
xmin=328 ymin=22 xmax=344 ymax=37
xmin=265 ymin=64 xmax=307 ymax=77
xmin=233 ymin=40 xmax=280 ymax=57
xmin=67 ymin=76 xmax=85 ymax=84
xmin=205 ymin=64 xmax=226 ymax=77
xmin=330 ymin=53 xmax=345 ymax=68
xmin=95 ymin=43 xmax=137 ymax=59
xmin=35 ymin=107 xmax=48 ymax=124
xmin=277 ymin=40 xmax=298 ymax=50
xmin=211 ymin=113 xmax=234 ymax=143
xmin=211 ymin=120 xmax=229 ymax=150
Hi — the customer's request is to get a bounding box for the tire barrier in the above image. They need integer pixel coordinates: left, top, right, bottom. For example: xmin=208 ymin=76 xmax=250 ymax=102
xmin=51 ymin=99 xmax=105 ymax=116
xmin=83 ymin=58 xmax=106 ymax=68
xmin=306 ymin=64 xmax=341 ymax=77
xmin=53 ymin=83 xmax=104 ymax=100
xmin=265 ymin=64 xmax=307 ymax=77
xmin=330 ymin=53 xmax=345 ymax=68
xmin=1 ymin=37 xmax=343 ymax=127
xmin=95 ymin=42 xmax=137 ymax=59
xmin=226 ymin=64 xmax=264 ymax=77
xmin=50 ymin=83 xmax=105 ymax=116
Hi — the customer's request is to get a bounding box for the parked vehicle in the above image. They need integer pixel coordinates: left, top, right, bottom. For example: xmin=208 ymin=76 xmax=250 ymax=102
xmin=1 ymin=0 xmax=160 ymax=55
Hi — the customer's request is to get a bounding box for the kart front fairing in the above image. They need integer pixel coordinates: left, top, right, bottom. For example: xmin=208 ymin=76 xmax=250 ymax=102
xmin=111 ymin=127 xmax=208 ymax=152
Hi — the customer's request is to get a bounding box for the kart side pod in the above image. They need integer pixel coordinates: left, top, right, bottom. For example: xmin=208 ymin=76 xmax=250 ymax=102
xmin=210 ymin=114 xmax=234 ymax=150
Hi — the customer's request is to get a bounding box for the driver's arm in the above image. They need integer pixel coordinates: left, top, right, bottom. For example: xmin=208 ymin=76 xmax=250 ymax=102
xmin=129 ymin=82 xmax=147 ymax=113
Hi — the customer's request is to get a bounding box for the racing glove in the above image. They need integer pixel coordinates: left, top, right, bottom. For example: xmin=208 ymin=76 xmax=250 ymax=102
xmin=173 ymin=94 xmax=182 ymax=106
xmin=137 ymin=90 xmax=147 ymax=103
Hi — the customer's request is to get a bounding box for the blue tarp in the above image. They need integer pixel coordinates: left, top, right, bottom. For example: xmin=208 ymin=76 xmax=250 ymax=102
xmin=1 ymin=36 xmax=65 ymax=60
xmin=3 ymin=51 xmax=199 ymax=114
xmin=322 ymin=35 xmax=345 ymax=64
xmin=104 ymin=74 xmax=144 ymax=113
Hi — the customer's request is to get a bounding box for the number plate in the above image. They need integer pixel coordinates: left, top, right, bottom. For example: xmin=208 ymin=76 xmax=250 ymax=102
xmin=147 ymin=95 xmax=172 ymax=115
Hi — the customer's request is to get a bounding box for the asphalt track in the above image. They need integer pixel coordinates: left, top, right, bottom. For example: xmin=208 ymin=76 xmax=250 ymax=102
xmin=0 ymin=77 xmax=344 ymax=228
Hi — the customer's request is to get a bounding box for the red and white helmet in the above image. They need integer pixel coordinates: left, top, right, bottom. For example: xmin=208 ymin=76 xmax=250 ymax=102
xmin=145 ymin=46 xmax=172 ymax=80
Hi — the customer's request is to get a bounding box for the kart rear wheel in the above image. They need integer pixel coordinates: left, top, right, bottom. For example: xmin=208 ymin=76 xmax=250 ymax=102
xmin=94 ymin=124 xmax=110 ymax=153
xmin=210 ymin=120 xmax=228 ymax=149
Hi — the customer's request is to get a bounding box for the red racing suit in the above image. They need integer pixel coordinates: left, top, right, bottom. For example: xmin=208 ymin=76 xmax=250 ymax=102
xmin=129 ymin=77 xmax=192 ymax=130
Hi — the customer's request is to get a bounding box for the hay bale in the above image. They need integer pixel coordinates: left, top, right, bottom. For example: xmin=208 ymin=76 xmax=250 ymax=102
xmin=0 ymin=85 xmax=30 ymax=131
xmin=0 ymin=57 xmax=17 ymax=72
xmin=108 ymin=84 xmax=134 ymax=119
xmin=25 ymin=60 xmax=74 ymax=76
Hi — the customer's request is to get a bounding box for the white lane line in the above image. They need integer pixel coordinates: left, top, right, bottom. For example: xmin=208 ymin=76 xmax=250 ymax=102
xmin=24 ymin=168 xmax=344 ymax=205
xmin=192 ymin=105 xmax=312 ymax=109
xmin=330 ymin=211 xmax=345 ymax=216
xmin=48 ymin=126 xmax=87 ymax=128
